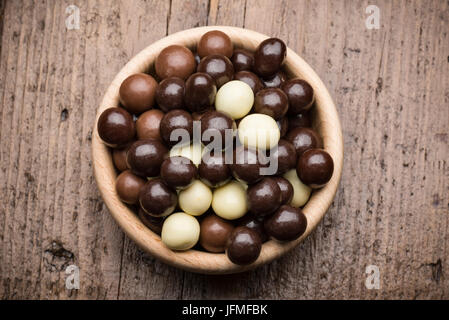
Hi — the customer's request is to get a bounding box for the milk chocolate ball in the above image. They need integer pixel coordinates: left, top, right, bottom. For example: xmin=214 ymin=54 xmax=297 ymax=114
xmin=160 ymin=156 xmax=197 ymax=189
xmin=253 ymin=38 xmax=286 ymax=78
xmin=119 ymin=73 xmax=158 ymax=114
xmin=281 ymin=79 xmax=314 ymax=114
xmin=115 ymin=170 xmax=146 ymax=205
xmin=97 ymin=107 xmax=135 ymax=147
xmin=247 ymin=177 xmax=282 ymax=217
xmin=197 ymin=54 xmax=234 ymax=88
xmin=139 ymin=179 xmax=177 ymax=217
xmin=112 ymin=144 xmax=131 ymax=172
xmin=126 ymin=140 xmax=168 ymax=177
xmin=270 ymin=139 xmax=297 ymax=174
xmin=297 ymin=148 xmax=334 ymax=188
xmin=231 ymin=49 xmax=254 ymax=72
xmin=272 ymin=176 xmax=294 ymax=205
xmin=234 ymin=71 xmax=264 ymax=94
xmin=237 ymin=214 xmax=269 ymax=243
xmin=159 ymin=109 xmax=193 ymax=147
xmin=286 ymin=127 xmax=321 ymax=157
xmin=200 ymin=110 xmax=234 ymax=148
xmin=198 ymin=30 xmax=233 ymax=58
xmin=254 ymin=88 xmax=289 ymax=120
xmin=277 ymin=117 xmax=289 ymax=137
xmin=262 ymin=71 xmax=287 ymax=88
xmin=138 ymin=208 xmax=164 ymax=235
xmin=226 ymin=227 xmax=261 ymax=265
xmin=136 ymin=109 xmax=164 ymax=141
xmin=185 ymin=72 xmax=217 ymax=113
xmin=155 ymin=77 xmax=185 ymax=112
xmin=264 ymin=205 xmax=307 ymax=241
xmin=198 ymin=152 xmax=231 ymax=187
xmin=288 ymin=111 xmax=312 ymax=130
xmin=155 ymin=45 xmax=196 ymax=80
xmin=200 ymin=214 xmax=234 ymax=253
xmin=231 ymin=146 xmax=266 ymax=184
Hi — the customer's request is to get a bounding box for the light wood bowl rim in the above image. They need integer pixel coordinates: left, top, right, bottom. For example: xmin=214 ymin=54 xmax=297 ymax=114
xmin=92 ymin=26 xmax=343 ymax=274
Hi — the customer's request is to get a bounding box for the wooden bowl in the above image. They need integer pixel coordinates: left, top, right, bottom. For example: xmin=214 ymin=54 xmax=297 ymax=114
xmin=92 ymin=26 xmax=343 ymax=274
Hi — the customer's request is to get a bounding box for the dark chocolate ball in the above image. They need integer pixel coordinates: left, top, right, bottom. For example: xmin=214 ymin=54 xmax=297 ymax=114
xmin=112 ymin=144 xmax=131 ymax=172
xmin=237 ymin=214 xmax=269 ymax=243
xmin=200 ymin=214 xmax=234 ymax=253
xmin=231 ymin=49 xmax=254 ymax=72
xmin=185 ymin=72 xmax=217 ymax=113
xmin=97 ymin=107 xmax=135 ymax=147
xmin=253 ymin=38 xmax=286 ymax=78
xmin=262 ymin=71 xmax=287 ymax=88
xmin=254 ymin=88 xmax=289 ymax=120
xmin=119 ymin=73 xmax=158 ymax=114
xmin=197 ymin=54 xmax=234 ymax=88
xmin=115 ymin=170 xmax=146 ymax=204
xmin=159 ymin=109 xmax=193 ymax=147
xmin=136 ymin=109 xmax=164 ymax=141
xmin=297 ymin=148 xmax=334 ymax=188
xmin=272 ymin=176 xmax=293 ymax=205
xmin=288 ymin=111 xmax=312 ymax=130
xmin=160 ymin=156 xmax=197 ymax=189
xmin=126 ymin=140 xmax=168 ymax=177
xmin=247 ymin=177 xmax=282 ymax=217
xmin=277 ymin=117 xmax=289 ymax=137
xmin=281 ymin=79 xmax=314 ymax=114
xmin=200 ymin=110 xmax=234 ymax=148
xmin=286 ymin=127 xmax=321 ymax=157
xmin=198 ymin=151 xmax=231 ymax=188
xmin=197 ymin=30 xmax=233 ymax=58
xmin=269 ymin=139 xmax=297 ymax=174
xmin=233 ymin=71 xmax=264 ymax=94
xmin=264 ymin=205 xmax=307 ymax=241
xmin=230 ymin=146 xmax=267 ymax=184
xmin=155 ymin=45 xmax=196 ymax=80
xmin=155 ymin=77 xmax=185 ymax=112
xmin=226 ymin=226 xmax=262 ymax=265
xmin=138 ymin=208 xmax=164 ymax=235
xmin=139 ymin=179 xmax=177 ymax=217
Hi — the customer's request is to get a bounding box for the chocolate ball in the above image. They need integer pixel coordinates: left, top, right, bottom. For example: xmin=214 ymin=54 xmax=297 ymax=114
xmin=200 ymin=110 xmax=234 ymax=148
xmin=185 ymin=72 xmax=217 ymax=113
xmin=155 ymin=45 xmax=196 ymax=80
xmin=155 ymin=77 xmax=185 ymax=112
xmin=264 ymin=205 xmax=307 ymax=241
xmin=97 ymin=107 xmax=135 ymax=147
xmin=262 ymin=71 xmax=287 ymax=88
xmin=270 ymin=139 xmax=297 ymax=174
xmin=159 ymin=109 xmax=193 ymax=146
xmin=234 ymin=71 xmax=264 ymax=94
xmin=138 ymin=208 xmax=164 ymax=235
xmin=226 ymin=226 xmax=262 ymax=265
xmin=272 ymin=176 xmax=293 ymax=205
xmin=297 ymin=148 xmax=334 ymax=188
xmin=247 ymin=177 xmax=282 ymax=217
xmin=254 ymin=88 xmax=289 ymax=120
xmin=136 ymin=109 xmax=164 ymax=141
xmin=160 ymin=156 xmax=197 ymax=189
xmin=198 ymin=151 xmax=231 ymax=188
xmin=286 ymin=127 xmax=321 ymax=157
xmin=197 ymin=54 xmax=234 ymax=88
xmin=237 ymin=214 xmax=269 ymax=243
xmin=126 ymin=140 xmax=168 ymax=177
xmin=119 ymin=73 xmax=158 ymax=114
xmin=115 ymin=170 xmax=146 ymax=204
xmin=139 ymin=179 xmax=177 ymax=217
xmin=230 ymin=146 xmax=266 ymax=184
xmin=281 ymin=79 xmax=314 ymax=114
xmin=198 ymin=30 xmax=233 ymax=58
xmin=200 ymin=214 xmax=234 ymax=253
xmin=231 ymin=49 xmax=254 ymax=72
xmin=288 ymin=111 xmax=312 ymax=130
xmin=112 ymin=144 xmax=131 ymax=172
xmin=277 ymin=117 xmax=289 ymax=137
xmin=253 ymin=38 xmax=286 ymax=78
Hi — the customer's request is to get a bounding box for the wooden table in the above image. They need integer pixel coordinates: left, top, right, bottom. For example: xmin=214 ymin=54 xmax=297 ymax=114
xmin=0 ymin=0 xmax=447 ymax=300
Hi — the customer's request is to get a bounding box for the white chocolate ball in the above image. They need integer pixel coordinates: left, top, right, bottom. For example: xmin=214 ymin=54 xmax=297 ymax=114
xmin=283 ymin=169 xmax=312 ymax=207
xmin=161 ymin=212 xmax=200 ymax=251
xmin=215 ymin=80 xmax=254 ymax=119
xmin=238 ymin=113 xmax=280 ymax=150
xmin=169 ymin=143 xmax=204 ymax=166
xmin=212 ymin=181 xmax=248 ymax=220
xmin=178 ymin=180 xmax=212 ymax=216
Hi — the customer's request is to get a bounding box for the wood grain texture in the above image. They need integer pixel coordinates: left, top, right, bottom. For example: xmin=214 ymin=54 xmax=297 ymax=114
xmin=0 ymin=0 xmax=448 ymax=299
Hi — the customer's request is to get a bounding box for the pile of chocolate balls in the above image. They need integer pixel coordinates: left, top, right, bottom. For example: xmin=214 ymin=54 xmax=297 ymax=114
xmin=97 ymin=30 xmax=334 ymax=265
